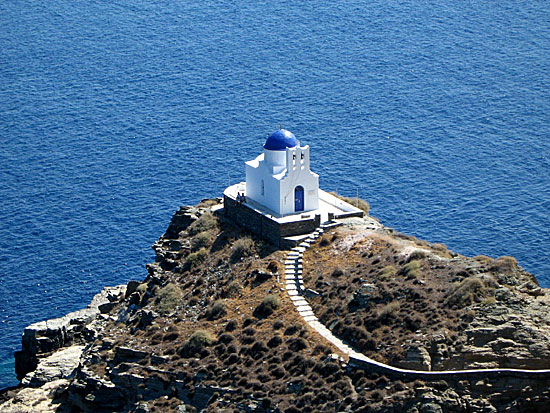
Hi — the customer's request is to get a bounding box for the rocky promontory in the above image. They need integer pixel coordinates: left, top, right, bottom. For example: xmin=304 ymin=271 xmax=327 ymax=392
xmin=1 ymin=198 xmax=549 ymax=412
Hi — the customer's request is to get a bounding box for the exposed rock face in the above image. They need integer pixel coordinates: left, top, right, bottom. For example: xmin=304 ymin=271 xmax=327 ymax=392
xmin=399 ymin=345 xmax=432 ymax=371
xmin=14 ymin=285 xmax=125 ymax=381
xmin=0 ymin=379 xmax=70 ymax=413
xmin=22 ymin=346 xmax=84 ymax=388
xmin=163 ymin=205 xmax=200 ymax=239
xmin=458 ymin=301 xmax=550 ymax=370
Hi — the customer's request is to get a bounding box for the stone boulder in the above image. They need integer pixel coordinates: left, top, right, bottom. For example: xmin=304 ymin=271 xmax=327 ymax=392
xmin=22 ymin=346 xmax=84 ymax=388
xmin=399 ymin=344 xmax=432 ymax=371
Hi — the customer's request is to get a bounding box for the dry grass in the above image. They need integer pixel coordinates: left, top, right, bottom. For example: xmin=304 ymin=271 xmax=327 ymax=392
xmin=492 ymin=256 xmax=518 ymax=272
xmin=474 ymin=255 xmax=494 ymax=265
xmin=378 ymin=302 xmax=400 ymax=320
xmin=444 ymin=276 xmax=497 ymax=308
xmin=197 ymin=199 xmax=220 ymax=208
xmin=430 ymin=243 xmax=453 ymax=258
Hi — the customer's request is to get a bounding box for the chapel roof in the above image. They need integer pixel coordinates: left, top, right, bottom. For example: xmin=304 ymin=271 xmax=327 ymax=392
xmin=263 ymin=129 xmax=297 ymax=151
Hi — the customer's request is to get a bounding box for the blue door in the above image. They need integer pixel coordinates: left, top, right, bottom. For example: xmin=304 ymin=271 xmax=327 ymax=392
xmin=295 ymin=186 xmax=304 ymax=212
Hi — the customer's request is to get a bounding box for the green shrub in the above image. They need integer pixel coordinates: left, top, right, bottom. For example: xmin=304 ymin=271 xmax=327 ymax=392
xmin=188 ymin=212 xmax=218 ymax=236
xmin=182 ymin=330 xmax=215 ymax=356
xmin=331 ymin=267 xmax=345 ymax=278
xmin=230 ymin=237 xmax=255 ymax=262
xmin=191 ymin=231 xmax=212 ymax=251
xmin=207 ymin=300 xmax=227 ymax=320
xmin=401 ymin=260 xmax=421 ymax=279
xmin=156 ymin=283 xmax=182 ymax=315
xmin=379 ymin=265 xmax=397 ymax=280
xmin=254 ymin=295 xmax=280 ymax=318
xmin=185 ymin=248 xmax=208 ymax=268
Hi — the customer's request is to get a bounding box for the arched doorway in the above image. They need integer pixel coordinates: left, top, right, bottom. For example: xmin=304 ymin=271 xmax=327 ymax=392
xmin=295 ymin=186 xmax=304 ymax=212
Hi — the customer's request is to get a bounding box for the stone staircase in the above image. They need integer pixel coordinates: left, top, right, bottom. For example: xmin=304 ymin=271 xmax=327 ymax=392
xmin=283 ymin=228 xmax=363 ymax=358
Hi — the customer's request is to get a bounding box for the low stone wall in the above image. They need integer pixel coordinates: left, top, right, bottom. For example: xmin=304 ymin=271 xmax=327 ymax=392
xmin=223 ymin=196 xmax=320 ymax=247
xmin=334 ymin=210 xmax=364 ymax=219
xmin=348 ymin=356 xmax=550 ymax=381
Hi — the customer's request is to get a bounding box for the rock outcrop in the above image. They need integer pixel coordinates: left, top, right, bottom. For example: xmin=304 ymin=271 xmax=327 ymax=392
xmin=14 ymin=285 xmax=125 ymax=381
xmin=1 ymin=200 xmax=549 ymax=412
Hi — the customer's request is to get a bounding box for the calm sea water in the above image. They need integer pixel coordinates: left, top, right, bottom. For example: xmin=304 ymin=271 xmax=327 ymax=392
xmin=0 ymin=0 xmax=548 ymax=388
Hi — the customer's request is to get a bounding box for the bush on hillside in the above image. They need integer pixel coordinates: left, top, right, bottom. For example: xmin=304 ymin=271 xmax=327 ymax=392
xmin=254 ymin=295 xmax=280 ymax=318
xmin=221 ymin=281 xmax=241 ymax=298
xmin=377 ymin=301 xmax=400 ymax=321
xmin=188 ymin=212 xmax=218 ymax=236
xmin=181 ymin=330 xmax=215 ymax=357
xmin=207 ymin=300 xmax=227 ymax=320
xmin=185 ymin=248 xmax=208 ymax=268
xmin=400 ymin=260 xmax=421 ymax=279
xmin=491 ymin=256 xmax=518 ymax=272
xmin=191 ymin=231 xmax=213 ymax=251
xmin=379 ymin=265 xmax=397 ymax=280
xmin=444 ymin=275 xmax=497 ymax=308
xmin=156 ymin=283 xmax=182 ymax=315
xmin=231 ymin=237 xmax=255 ymax=262
xmin=474 ymin=255 xmax=494 ymax=264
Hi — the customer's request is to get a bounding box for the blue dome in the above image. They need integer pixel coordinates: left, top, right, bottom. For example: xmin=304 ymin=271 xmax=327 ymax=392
xmin=263 ymin=129 xmax=297 ymax=151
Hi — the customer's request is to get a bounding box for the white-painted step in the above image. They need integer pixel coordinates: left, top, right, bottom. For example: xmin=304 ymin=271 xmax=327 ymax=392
xmin=299 ymin=310 xmax=315 ymax=317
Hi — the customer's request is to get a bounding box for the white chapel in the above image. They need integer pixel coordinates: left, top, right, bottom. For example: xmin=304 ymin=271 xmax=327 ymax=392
xmin=245 ymin=129 xmax=319 ymax=216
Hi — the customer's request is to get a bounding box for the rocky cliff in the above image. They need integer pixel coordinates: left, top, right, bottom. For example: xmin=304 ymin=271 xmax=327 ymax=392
xmin=1 ymin=198 xmax=549 ymax=412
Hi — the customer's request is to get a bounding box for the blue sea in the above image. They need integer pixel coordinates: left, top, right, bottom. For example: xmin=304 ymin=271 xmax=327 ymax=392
xmin=0 ymin=1 xmax=548 ymax=389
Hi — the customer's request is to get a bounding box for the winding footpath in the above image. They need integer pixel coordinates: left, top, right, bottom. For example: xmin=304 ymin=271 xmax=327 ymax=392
xmin=284 ymin=229 xmax=550 ymax=380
